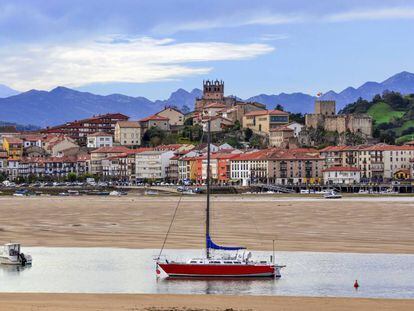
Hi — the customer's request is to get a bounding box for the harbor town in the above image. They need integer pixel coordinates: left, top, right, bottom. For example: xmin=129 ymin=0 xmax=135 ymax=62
xmin=2 ymin=1 xmax=414 ymax=310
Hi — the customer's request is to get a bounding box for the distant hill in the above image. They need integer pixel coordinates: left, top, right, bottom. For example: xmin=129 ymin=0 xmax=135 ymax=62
xmin=0 ymin=84 xmax=19 ymax=98
xmin=319 ymin=71 xmax=414 ymax=110
xmin=1 ymin=71 xmax=414 ymax=127
xmin=247 ymin=92 xmax=315 ymax=113
xmin=0 ymin=121 xmax=40 ymax=131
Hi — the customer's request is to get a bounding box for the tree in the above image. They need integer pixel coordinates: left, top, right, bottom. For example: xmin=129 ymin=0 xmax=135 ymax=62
xmin=232 ymin=120 xmax=241 ymax=131
xmin=244 ymin=128 xmax=253 ymax=141
xmin=289 ymin=113 xmax=305 ymax=124
xmin=184 ymin=117 xmax=193 ymax=126
xmin=67 ymin=172 xmax=77 ymax=182
xmin=275 ymin=104 xmax=284 ymax=111
xmin=249 ymin=134 xmax=262 ymax=148
xmin=142 ymin=127 xmax=166 ymax=147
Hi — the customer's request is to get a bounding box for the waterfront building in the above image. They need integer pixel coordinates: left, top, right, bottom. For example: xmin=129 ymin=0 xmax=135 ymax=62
xmin=323 ymin=166 xmax=361 ymax=185
xmin=90 ymin=146 xmax=131 ymax=175
xmin=135 ymin=150 xmax=175 ymax=180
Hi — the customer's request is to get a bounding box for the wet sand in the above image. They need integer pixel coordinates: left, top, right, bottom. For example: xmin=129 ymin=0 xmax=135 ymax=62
xmin=0 ymin=293 xmax=412 ymax=311
xmin=0 ymin=195 xmax=414 ymax=253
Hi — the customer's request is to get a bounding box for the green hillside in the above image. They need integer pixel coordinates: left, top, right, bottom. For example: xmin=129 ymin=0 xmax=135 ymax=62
xmin=340 ymin=92 xmax=414 ymax=144
xmin=367 ymin=102 xmax=405 ymax=124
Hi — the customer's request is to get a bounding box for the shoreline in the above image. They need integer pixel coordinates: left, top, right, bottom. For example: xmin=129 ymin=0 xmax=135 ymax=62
xmin=0 ymin=293 xmax=412 ymax=311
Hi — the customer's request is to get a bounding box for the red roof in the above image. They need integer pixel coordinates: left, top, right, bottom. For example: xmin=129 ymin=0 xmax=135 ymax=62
xmin=362 ymin=144 xmax=414 ymax=151
xmin=204 ymin=103 xmax=226 ymax=109
xmin=270 ymin=125 xmax=294 ymax=132
xmin=88 ymin=132 xmax=112 ymax=137
xmin=139 ymin=114 xmax=169 ymax=122
xmin=323 ymin=166 xmax=361 ymax=172
xmin=244 ymin=109 xmax=288 ymax=117
xmin=4 ymin=137 xmax=23 ymax=144
xmin=91 ymin=146 xmax=131 ymax=154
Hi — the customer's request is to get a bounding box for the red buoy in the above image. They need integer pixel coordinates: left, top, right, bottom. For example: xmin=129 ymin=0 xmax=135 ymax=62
xmin=354 ymin=280 xmax=359 ymax=289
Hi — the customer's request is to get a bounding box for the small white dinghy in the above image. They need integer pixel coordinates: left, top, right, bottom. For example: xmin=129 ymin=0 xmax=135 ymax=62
xmin=0 ymin=243 xmax=32 ymax=266
xmin=324 ymin=190 xmax=342 ymax=199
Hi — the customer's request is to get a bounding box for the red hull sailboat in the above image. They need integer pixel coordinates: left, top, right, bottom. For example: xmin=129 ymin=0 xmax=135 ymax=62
xmin=156 ymin=120 xmax=284 ymax=278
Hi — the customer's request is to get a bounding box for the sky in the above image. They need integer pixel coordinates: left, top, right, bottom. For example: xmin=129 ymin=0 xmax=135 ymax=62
xmin=0 ymin=0 xmax=413 ymax=100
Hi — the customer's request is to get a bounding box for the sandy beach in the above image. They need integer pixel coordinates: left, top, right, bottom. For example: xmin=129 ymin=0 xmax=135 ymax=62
xmin=0 ymin=195 xmax=414 ymax=253
xmin=1 ymin=195 xmax=414 ymax=310
xmin=0 ymin=293 xmax=413 ymax=311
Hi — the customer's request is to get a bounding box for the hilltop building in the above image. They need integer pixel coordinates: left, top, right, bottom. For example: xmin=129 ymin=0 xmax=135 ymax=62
xmin=242 ymin=110 xmax=289 ymax=135
xmin=194 ymin=80 xmax=266 ymax=125
xmin=305 ymin=100 xmax=372 ymax=137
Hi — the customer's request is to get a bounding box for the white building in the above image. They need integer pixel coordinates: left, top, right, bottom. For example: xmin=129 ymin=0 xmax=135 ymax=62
xmin=323 ymin=166 xmax=361 ymax=185
xmin=287 ymin=122 xmax=304 ymax=137
xmin=230 ymin=150 xmax=269 ymax=186
xmin=87 ymin=132 xmax=113 ymax=148
xmin=135 ymin=150 xmax=175 ymax=180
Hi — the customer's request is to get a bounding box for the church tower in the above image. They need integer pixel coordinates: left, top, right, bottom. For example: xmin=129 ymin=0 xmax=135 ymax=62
xmin=203 ymin=80 xmax=224 ymax=100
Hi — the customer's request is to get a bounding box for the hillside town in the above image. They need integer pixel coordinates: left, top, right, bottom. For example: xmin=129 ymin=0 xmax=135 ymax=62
xmin=1 ymin=80 xmax=413 ymax=188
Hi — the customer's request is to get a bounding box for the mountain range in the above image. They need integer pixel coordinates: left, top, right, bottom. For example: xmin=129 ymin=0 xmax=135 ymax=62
xmin=1 ymin=71 xmax=414 ymax=127
xmin=0 ymin=84 xmax=19 ymax=98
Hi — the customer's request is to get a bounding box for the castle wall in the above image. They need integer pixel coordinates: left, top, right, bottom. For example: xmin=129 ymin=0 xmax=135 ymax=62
xmin=325 ymin=116 xmax=347 ymax=133
xmin=347 ymin=115 xmax=373 ymax=137
xmin=305 ymin=114 xmax=324 ymax=129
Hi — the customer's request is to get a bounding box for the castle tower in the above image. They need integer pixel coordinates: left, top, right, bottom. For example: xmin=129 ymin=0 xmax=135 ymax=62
xmin=315 ymin=100 xmax=336 ymax=116
xmin=203 ymin=80 xmax=224 ymax=100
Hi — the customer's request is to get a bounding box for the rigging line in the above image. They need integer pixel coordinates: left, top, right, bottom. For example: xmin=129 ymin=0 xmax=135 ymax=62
xmin=157 ymin=192 xmax=184 ymax=260
xmin=245 ymin=206 xmax=265 ymax=247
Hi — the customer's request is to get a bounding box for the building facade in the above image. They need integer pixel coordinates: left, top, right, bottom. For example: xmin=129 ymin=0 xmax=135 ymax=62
xmin=114 ymin=121 xmax=141 ymax=146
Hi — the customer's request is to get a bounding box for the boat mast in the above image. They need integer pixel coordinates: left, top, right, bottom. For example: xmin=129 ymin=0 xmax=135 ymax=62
xmin=206 ymin=119 xmax=211 ymax=259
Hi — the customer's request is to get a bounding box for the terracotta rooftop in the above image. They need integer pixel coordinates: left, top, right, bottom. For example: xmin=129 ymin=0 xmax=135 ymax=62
xmin=3 ymin=137 xmax=23 ymax=144
xmin=204 ymin=103 xmax=227 ymax=109
xmin=91 ymin=146 xmax=131 ymax=154
xmin=362 ymin=144 xmax=414 ymax=151
xmin=117 ymin=121 xmax=141 ymax=128
xmin=139 ymin=114 xmax=169 ymax=122
xmin=88 ymin=132 xmax=113 ymax=137
xmin=270 ymin=125 xmax=294 ymax=132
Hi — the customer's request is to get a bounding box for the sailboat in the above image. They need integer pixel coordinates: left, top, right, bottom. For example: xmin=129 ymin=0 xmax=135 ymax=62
xmin=156 ymin=120 xmax=285 ymax=278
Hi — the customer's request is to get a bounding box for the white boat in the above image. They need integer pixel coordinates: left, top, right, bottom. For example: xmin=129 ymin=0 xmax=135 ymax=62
xmin=109 ymin=190 xmax=121 ymax=196
xmin=0 ymin=243 xmax=32 ymax=266
xmin=324 ymin=190 xmax=342 ymax=199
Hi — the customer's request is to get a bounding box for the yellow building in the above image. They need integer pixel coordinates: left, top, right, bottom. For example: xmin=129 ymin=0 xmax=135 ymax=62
xmin=115 ymin=121 xmax=142 ymax=146
xmin=2 ymin=137 xmax=23 ymax=160
xmin=243 ymin=109 xmax=289 ymax=135
xmin=156 ymin=107 xmax=184 ymax=126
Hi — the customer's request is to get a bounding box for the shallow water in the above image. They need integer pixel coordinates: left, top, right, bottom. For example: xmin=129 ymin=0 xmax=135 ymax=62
xmin=0 ymin=248 xmax=413 ymax=299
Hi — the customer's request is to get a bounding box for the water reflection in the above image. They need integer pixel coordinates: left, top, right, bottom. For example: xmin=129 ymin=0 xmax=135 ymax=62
xmin=0 ymin=247 xmax=413 ymax=299
xmin=0 ymin=264 xmax=31 ymax=274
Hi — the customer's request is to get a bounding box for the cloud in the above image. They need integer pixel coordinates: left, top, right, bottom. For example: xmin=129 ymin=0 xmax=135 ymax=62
xmin=259 ymin=34 xmax=289 ymax=41
xmin=325 ymin=7 xmax=414 ymax=22
xmin=0 ymin=36 xmax=274 ymax=90
xmin=153 ymin=12 xmax=305 ymax=34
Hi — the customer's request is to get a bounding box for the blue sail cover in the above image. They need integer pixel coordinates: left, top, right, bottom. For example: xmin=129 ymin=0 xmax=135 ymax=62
xmin=206 ymin=234 xmax=246 ymax=251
